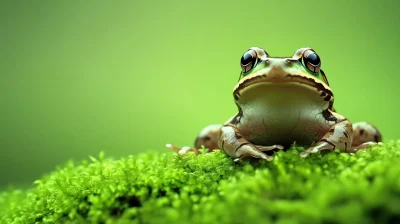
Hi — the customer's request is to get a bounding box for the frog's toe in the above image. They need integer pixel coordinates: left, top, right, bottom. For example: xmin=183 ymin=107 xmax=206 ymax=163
xmin=233 ymin=154 xmax=273 ymax=163
xmin=233 ymin=144 xmax=274 ymax=161
xmin=177 ymin=146 xmax=196 ymax=155
xmin=254 ymin=144 xmax=284 ymax=152
xmin=300 ymin=147 xmax=318 ymax=158
xmin=256 ymin=153 xmax=274 ymax=161
xmin=350 ymin=141 xmax=383 ymax=153
xmin=300 ymin=150 xmax=312 ymax=158
xmin=300 ymin=141 xmax=337 ymax=158
xmin=263 ymin=155 xmax=274 ymax=161
xmin=233 ymin=157 xmax=253 ymax=163
xmin=166 ymin=144 xmax=200 ymax=155
xmin=275 ymin=145 xmax=285 ymax=150
xmin=300 ymin=146 xmax=322 ymax=158
xmin=166 ymin=143 xmax=180 ymax=153
xmin=300 ymin=149 xmax=320 ymax=158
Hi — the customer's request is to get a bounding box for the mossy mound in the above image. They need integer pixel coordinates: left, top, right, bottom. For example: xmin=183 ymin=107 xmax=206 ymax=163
xmin=1 ymin=141 xmax=400 ymax=224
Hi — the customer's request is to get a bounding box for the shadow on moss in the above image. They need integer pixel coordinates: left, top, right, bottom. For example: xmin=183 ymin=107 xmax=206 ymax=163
xmin=1 ymin=141 xmax=400 ymax=223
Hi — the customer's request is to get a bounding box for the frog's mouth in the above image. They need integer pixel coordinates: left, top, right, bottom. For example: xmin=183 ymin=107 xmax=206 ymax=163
xmin=233 ymin=73 xmax=334 ymax=104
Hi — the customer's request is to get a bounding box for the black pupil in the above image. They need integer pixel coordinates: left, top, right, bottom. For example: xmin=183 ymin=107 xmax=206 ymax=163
xmin=306 ymin=52 xmax=320 ymax=65
xmin=241 ymin=51 xmax=255 ymax=66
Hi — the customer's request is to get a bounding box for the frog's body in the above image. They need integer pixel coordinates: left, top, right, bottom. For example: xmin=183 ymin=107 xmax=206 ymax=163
xmin=232 ymin=69 xmax=331 ymax=147
xmin=167 ymin=47 xmax=382 ymax=161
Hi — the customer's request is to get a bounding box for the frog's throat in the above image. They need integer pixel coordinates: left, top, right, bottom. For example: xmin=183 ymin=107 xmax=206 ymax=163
xmin=233 ymin=74 xmax=333 ymax=103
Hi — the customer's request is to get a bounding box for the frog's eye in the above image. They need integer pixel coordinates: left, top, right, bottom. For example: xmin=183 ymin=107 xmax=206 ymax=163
xmin=301 ymin=49 xmax=321 ymax=74
xmin=240 ymin=49 xmax=258 ymax=73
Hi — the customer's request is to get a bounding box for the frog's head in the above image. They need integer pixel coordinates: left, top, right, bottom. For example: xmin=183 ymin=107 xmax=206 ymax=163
xmin=234 ymin=47 xmax=334 ymax=108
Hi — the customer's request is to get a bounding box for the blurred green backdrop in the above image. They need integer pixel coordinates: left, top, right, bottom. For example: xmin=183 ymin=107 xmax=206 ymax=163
xmin=0 ymin=0 xmax=399 ymax=187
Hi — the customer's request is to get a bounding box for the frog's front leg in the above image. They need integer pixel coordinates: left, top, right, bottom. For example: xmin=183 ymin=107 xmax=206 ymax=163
xmin=219 ymin=124 xmax=283 ymax=161
xmin=300 ymin=111 xmax=353 ymax=158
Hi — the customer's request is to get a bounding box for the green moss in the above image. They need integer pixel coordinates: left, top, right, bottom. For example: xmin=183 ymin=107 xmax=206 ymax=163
xmin=1 ymin=142 xmax=400 ymax=224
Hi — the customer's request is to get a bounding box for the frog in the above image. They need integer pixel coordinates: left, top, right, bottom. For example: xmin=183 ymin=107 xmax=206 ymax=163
xmin=167 ymin=47 xmax=382 ymax=161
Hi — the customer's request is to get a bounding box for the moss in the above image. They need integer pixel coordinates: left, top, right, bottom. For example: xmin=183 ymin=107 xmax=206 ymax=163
xmin=1 ymin=141 xmax=400 ymax=224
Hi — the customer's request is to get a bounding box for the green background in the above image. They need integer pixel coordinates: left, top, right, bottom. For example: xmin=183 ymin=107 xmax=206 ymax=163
xmin=0 ymin=0 xmax=398 ymax=187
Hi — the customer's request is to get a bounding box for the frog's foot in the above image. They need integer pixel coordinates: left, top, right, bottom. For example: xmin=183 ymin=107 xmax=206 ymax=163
xmin=350 ymin=141 xmax=383 ymax=153
xmin=166 ymin=144 xmax=200 ymax=155
xmin=300 ymin=141 xmax=336 ymax=158
xmin=231 ymin=144 xmax=284 ymax=162
xmin=300 ymin=114 xmax=353 ymax=158
xmin=219 ymin=124 xmax=284 ymax=162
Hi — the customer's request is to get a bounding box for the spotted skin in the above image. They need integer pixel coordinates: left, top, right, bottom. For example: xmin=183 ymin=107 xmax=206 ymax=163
xmin=167 ymin=47 xmax=382 ymax=161
xmin=351 ymin=122 xmax=382 ymax=151
xmin=194 ymin=124 xmax=222 ymax=151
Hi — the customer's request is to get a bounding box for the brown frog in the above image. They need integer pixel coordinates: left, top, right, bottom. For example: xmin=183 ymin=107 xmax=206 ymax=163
xmin=167 ymin=47 xmax=382 ymax=161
